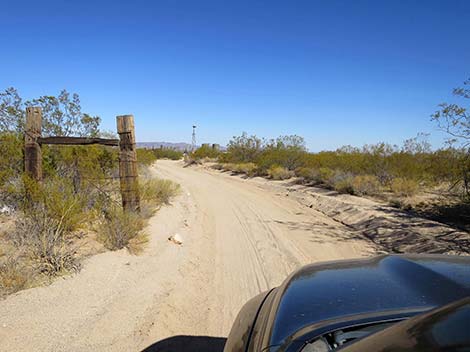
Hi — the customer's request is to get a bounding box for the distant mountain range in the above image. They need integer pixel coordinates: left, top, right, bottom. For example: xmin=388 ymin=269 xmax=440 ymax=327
xmin=137 ymin=142 xmax=226 ymax=151
xmin=137 ymin=142 xmax=193 ymax=151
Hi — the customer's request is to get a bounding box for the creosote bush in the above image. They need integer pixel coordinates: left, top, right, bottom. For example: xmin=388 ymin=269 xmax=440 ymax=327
xmin=15 ymin=215 xmax=80 ymax=275
xmin=295 ymin=167 xmax=320 ymax=183
xmin=217 ymin=132 xmax=469 ymax=200
xmin=268 ymin=165 xmax=293 ymax=180
xmin=330 ymin=171 xmax=355 ymax=194
xmin=352 ymin=175 xmax=381 ymax=196
xmin=98 ymin=178 xmax=179 ymax=253
xmin=391 ymin=178 xmax=419 ymax=197
xmin=152 ymin=147 xmax=183 ymax=160
xmin=98 ymin=206 xmax=144 ymax=251
xmin=236 ymin=163 xmax=258 ymax=176
xmin=192 ymin=144 xmax=221 ymax=160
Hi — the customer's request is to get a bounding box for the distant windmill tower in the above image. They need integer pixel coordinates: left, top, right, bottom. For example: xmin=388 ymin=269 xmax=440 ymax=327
xmin=191 ymin=125 xmax=197 ymax=152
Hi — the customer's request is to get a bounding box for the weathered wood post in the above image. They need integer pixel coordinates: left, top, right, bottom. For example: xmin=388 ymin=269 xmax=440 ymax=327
xmin=24 ymin=107 xmax=42 ymax=181
xmin=117 ymin=115 xmax=140 ymax=212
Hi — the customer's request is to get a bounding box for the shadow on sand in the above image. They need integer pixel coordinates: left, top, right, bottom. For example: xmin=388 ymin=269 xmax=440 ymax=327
xmin=141 ymin=335 xmax=226 ymax=352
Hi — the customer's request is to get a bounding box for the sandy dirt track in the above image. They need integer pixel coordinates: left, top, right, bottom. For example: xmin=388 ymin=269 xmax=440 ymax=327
xmin=0 ymin=160 xmax=379 ymax=351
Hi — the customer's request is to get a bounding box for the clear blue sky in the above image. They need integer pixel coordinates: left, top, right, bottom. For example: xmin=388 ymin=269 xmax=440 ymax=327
xmin=1 ymin=0 xmax=469 ymax=151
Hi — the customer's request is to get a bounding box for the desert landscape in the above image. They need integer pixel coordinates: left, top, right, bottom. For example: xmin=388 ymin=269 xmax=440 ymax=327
xmin=0 ymin=159 xmax=467 ymax=351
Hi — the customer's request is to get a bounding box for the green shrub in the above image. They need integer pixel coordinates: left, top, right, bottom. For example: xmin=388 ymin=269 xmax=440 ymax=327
xmin=352 ymin=175 xmax=381 ymax=196
xmin=268 ymin=165 xmax=293 ymax=180
xmin=334 ymin=181 xmax=354 ymax=194
xmin=221 ymin=163 xmax=235 ymax=172
xmin=153 ymin=147 xmax=183 ymax=160
xmin=192 ymin=144 xmax=220 ymax=159
xmin=224 ymin=132 xmax=263 ymax=163
xmin=139 ymin=178 xmax=180 ymax=206
xmin=97 ymin=206 xmax=144 ymax=251
xmin=390 ymin=178 xmax=419 ymax=197
xmin=137 ymin=148 xmax=158 ymax=166
xmin=0 ymin=133 xmax=22 ymax=187
xmin=318 ymin=167 xmax=335 ymax=184
xmin=330 ymin=171 xmax=355 ymax=194
xmin=12 ymin=204 xmax=80 ymax=275
xmin=295 ymin=167 xmax=318 ymax=182
xmin=238 ymin=163 xmax=258 ymax=176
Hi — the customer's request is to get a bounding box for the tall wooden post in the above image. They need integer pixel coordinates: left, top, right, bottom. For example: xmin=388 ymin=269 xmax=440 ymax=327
xmin=24 ymin=107 xmax=42 ymax=181
xmin=117 ymin=115 xmax=140 ymax=212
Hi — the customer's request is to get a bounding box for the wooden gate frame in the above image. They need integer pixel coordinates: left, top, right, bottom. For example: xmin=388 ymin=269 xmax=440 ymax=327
xmin=24 ymin=107 xmax=140 ymax=212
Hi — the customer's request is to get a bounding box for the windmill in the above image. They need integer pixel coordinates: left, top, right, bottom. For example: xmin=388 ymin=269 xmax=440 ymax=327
xmin=191 ymin=125 xmax=197 ymax=152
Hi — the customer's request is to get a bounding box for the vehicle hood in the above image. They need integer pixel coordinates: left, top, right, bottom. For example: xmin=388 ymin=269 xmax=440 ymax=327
xmin=268 ymin=254 xmax=470 ymax=347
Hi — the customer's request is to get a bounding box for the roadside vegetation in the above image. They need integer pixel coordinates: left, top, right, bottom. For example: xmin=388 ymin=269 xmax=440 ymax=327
xmin=213 ymin=133 xmax=469 ymax=230
xmin=212 ymin=79 xmax=470 ymax=231
xmin=0 ymin=87 xmax=178 ymax=297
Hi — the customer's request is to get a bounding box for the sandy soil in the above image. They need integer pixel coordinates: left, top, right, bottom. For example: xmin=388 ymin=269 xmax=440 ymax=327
xmin=2 ymin=160 xmax=464 ymax=351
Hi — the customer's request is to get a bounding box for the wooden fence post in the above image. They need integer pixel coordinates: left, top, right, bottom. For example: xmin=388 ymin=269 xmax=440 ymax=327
xmin=24 ymin=107 xmax=42 ymax=181
xmin=117 ymin=115 xmax=140 ymax=212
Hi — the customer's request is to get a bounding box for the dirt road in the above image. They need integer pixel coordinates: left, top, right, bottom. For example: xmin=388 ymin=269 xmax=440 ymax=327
xmin=0 ymin=160 xmax=377 ymax=351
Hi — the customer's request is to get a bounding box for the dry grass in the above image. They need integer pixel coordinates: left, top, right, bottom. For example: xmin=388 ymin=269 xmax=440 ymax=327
xmin=391 ymin=178 xmax=419 ymax=197
xmin=11 ymin=205 xmax=81 ymax=275
xmin=98 ymin=178 xmax=179 ymax=253
xmin=268 ymin=165 xmax=293 ymax=180
xmin=228 ymin=163 xmax=258 ymax=176
xmin=352 ymin=175 xmax=381 ymax=196
xmin=0 ymin=257 xmax=32 ymax=297
xmin=97 ymin=206 xmax=144 ymax=251
xmin=139 ymin=178 xmax=180 ymax=206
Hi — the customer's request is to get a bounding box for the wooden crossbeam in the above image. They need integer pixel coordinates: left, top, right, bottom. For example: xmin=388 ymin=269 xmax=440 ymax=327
xmin=38 ymin=136 xmax=119 ymax=146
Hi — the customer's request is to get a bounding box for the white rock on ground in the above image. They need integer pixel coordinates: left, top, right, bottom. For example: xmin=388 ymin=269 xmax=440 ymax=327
xmin=168 ymin=233 xmax=184 ymax=245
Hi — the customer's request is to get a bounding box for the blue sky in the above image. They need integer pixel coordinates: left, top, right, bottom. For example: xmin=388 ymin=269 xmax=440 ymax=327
xmin=1 ymin=0 xmax=469 ymax=151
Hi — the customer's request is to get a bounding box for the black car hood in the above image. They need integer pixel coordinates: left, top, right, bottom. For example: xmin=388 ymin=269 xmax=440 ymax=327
xmin=268 ymin=254 xmax=470 ymax=348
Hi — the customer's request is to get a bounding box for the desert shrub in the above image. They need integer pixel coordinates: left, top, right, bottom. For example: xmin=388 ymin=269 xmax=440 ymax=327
xmin=256 ymin=135 xmax=307 ymax=172
xmin=4 ymin=177 xmax=85 ymax=276
xmin=25 ymin=177 xmax=85 ymax=232
xmin=42 ymin=145 xmax=118 ymax=192
xmin=389 ymin=198 xmax=405 ymax=209
xmin=212 ymin=164 xmax=224 ymax=170
xmin=352 ymin=175 xmax=381 ymax=196
xmin=192 ymin=144 xmax=220 ymax=159
xmin=295 ymin=167 xmax=318 ymax=182
xmin=268 ymin=165 xmax=293 ymax=180
xmin=183 ymin=154 xmax=202 ymax=167
xmin=0 ymin=257 xmax=32 ymax=296
xmin=98 ymin=177 xmax=179 ymax=252
xmin=220 ymin=163 xmax=235 ymax=172
xmin=330 ymin=171 xmax=355 ymax=194
xmin=153 ymin=148 xmax=183 ymax=160
xmin=137 ymin=148 xmax=158 ymax=166
xmin=0 ymin=133 xmax=22 ymax=187
xmin=97 ymin=206 xmax=144 ymax=251
xmin=390 ymin=178 xmax=419 ymax=197
xmin=139 ymin=178 xmax=180 ymax=206
xmin=223 ymin=132 xmax=263 ymax=163
xmin=222 ymin=163 xmax=242 ymax=173
xmin=238 ymin=163 xmax=258 ymax=176
xmin=318 ymin=167 xmax=335 ymax=185
xmin=12 ymin=204 xmax=80 ymax=275
xmin=4 ymin=176 xmax=86 ymax=231
xmin=228 ymin=163 xmax=258 ymax=176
